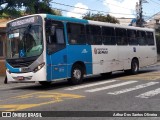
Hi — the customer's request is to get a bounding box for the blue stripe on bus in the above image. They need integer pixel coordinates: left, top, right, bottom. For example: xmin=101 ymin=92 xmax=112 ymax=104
xmin=6 ymin=63 xmax=20 ymax=73
xmin=46 ymin=14 xmax=88 ymax=24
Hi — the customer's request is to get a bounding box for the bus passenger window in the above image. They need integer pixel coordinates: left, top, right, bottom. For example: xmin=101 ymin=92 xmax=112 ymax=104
xmin=127 ymin=30 xmax=138 ymax=45
xmin=116 ymin=28 xmax=128 ymax=45
xmin=102 ymin=27 xmax=116 ymax=45
xmin=86 ymin=25 xmax=102 ymax=45
xmin=67 ymin=23 xmax=86 ymax=45
xmin=146 ymin=32 xmax=154 ymax=45
xmin=137 ymin=31 xmax=147 ymax=45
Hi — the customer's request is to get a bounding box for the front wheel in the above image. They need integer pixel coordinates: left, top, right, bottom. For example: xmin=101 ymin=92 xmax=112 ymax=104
xmin=68 ymin=64 xmax=84 ymax=85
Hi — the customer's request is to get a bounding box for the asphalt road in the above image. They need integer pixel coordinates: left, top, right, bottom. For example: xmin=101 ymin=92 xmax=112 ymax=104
xmin=1 ymin=64 xmax=160 ymax=120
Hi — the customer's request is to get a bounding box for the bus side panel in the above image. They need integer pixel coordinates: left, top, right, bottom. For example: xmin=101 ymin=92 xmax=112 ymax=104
xmin=67 ymin=45 xmax=92 ymax=78
xmin=91 ymin=45 xmax=120 ymax=74
xmin=138 ymin=46 xmax=157 ymax=67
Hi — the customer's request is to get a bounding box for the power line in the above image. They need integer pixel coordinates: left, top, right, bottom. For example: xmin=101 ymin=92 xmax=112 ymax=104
xmin=51 ymin=1 xmax=109 ymax=14
xmin=52 ymin=7 xmax=137 ymax=16
xmin=97 ymin=0 xmax=135 ymax=11
xmin=52 ymin=7 xmax=85 ymax=15
xmin=51 ymin=1 xmax=136 ymax=16
xmin=149 ymin=0 xmax=160 ymax=6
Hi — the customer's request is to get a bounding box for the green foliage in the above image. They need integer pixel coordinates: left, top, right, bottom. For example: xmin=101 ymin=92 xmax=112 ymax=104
xmin=83 ymin=12 xmax=119 ymax=24
xmin=0 ymin=0 xmax=62 ymax=18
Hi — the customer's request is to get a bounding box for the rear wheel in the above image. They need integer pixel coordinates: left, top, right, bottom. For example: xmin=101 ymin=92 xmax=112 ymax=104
xmin=125 ymin=59 xmax=139 ymax=75
xmin=68 ymin=64 xmax=84 ymax=85
xmin=131 ymin=59 xmax=139 ymax=74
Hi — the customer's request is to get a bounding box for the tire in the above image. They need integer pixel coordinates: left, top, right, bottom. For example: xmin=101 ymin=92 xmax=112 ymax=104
xmin=39 ymin=81 xmax=52 ymax=86
xmin=68 ymin=64 xmax=84 ymax=85
xmin=131 ymin=59 xmax=139 ymax=74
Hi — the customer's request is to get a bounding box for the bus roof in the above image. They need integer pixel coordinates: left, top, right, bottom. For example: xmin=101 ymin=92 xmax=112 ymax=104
xmin=7 ymin=14 xmax=154 ymax=32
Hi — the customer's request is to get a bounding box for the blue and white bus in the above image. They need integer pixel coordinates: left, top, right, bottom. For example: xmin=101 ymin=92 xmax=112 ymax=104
xmin=6 ymin=14 xmax=157 ymax=85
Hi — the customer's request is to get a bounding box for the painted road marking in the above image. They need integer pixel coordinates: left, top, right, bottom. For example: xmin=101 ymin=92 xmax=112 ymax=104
xmin=118 ymin=71 xmax=160 ymax=80
xmin=108 ymin=82 xmax=159 ymax=95
xmin=86 ymin=81 xmax=137 ymax=92
xmin=65 ymin=80 xmax=117 ymax=90
xmin=136 ymin=88 xmax=160 ymax=98
xmin=0 ymin=92 xmax=84 ymax=111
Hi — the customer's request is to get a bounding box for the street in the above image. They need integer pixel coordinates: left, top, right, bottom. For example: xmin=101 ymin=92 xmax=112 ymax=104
xmin=0 ymin=64 xmax=160 ymax=120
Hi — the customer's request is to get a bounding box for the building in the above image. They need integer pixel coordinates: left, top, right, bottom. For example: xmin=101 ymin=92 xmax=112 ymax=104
xmin=117 ymin=18 xmax=132 ymax=26
xmin=0 ymin=19 xmax=9 ymax=75
xmin=145 ymin=12 xmax=160 ymax=30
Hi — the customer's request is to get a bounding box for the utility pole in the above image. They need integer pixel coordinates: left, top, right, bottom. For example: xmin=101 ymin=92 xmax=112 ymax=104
xmin=136 ymin=0 xmax=143 ymax=27
xmin=139 ymin=0 xmax=143 ymax=27
xmin=136 ymin=0 xmax=148 ymax=27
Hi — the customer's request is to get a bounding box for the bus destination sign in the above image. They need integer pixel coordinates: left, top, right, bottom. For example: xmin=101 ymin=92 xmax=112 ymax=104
xmin=11 ymin=17 xmax=35 ymax=27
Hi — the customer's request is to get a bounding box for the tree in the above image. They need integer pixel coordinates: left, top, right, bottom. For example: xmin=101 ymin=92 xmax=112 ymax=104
xmin=0 ymin=0 xmax=61 ymax=18
xmin=83 ymin=12 xmax=119 ymax=24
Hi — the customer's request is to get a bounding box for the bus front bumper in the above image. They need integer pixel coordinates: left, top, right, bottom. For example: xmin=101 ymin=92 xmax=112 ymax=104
xmin=6 ymin=67 xmax=46 ymax=83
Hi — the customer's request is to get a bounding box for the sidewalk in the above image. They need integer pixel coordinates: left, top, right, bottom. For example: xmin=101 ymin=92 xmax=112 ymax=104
xmin=0 ymin=76 xmax=5 ymax=85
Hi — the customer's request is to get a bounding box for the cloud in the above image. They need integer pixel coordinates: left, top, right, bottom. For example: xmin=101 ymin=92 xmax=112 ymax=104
xmin=103 ymin=0 xmax=139 ymax=18
xmin=66 ymin=3 xmax=88 ymax=18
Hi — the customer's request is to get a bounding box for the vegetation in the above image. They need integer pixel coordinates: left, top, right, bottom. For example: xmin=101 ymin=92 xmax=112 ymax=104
xmin=83 ymin=12 xmax=119 ymax=24
xmin=0 ymin=0 xmax=61 ymax=18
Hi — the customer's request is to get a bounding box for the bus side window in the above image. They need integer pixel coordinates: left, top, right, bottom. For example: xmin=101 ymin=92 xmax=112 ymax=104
xmin=86 ymin=25 xmax=102 ymax=45
xmin=116 ymin=28 xmax=128 ymax=45
xmin=67 ymin=23 xmax=86 ymax=45
xmin=102 ymin=27 xmax=116 ymax=45
xmin=127 ymin=29 xmax=138 ymax=45
xmin=137 ymin=31 xmax=147 ymax=45
xmin=146 ymin=32 xmax=154 ymax=45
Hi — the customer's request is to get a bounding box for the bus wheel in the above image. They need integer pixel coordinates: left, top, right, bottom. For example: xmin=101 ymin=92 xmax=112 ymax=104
xmin=39 ymin=81 xmax=51 ymax=86
xmin=131 ymin=59 xmax=139 ymax=74
xmin=69 ymin=64 xmax=84 ymax=85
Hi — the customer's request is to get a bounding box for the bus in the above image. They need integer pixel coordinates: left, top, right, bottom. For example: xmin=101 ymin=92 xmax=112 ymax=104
xmin=5 ymin=14 xmax=157 ymax=85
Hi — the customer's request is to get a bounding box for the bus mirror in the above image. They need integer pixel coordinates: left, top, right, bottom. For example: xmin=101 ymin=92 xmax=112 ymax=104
xmin=51 ymin=26 xmax=55 ymax=35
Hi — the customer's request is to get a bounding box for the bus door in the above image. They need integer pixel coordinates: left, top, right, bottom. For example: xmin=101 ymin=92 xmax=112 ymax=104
xmin=46 ymin=20 xmax=67 ymax=81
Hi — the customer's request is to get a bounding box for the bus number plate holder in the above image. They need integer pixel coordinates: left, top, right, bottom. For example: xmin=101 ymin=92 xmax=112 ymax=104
xmin=17 ymin=76 xmax=24 ymax=80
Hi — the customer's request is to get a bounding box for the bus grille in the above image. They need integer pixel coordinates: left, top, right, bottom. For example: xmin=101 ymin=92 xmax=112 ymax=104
xmin=9 ymin=61 xmax=34 ymax=68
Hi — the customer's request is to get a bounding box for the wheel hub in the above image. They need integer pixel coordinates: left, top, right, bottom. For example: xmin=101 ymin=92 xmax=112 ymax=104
xmin=73 ymin=69 xmax=81 ymax=80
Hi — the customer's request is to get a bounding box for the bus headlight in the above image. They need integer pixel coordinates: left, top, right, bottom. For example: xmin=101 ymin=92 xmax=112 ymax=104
xmin=34 ymin=62 xmax=45 ymax=72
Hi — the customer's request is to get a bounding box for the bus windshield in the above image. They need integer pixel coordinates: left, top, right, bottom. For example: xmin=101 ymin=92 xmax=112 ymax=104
xmin=6 ymin=25 xmax=43 ymax=59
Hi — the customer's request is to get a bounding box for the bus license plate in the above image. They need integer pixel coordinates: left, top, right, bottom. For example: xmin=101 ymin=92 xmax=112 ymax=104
xmin=17 ymin=76 xmax=24 ymax=80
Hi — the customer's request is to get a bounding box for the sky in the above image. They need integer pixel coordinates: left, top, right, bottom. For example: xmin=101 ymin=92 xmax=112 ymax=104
xmin=51 ymin=0 xmax=160 ymax=20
